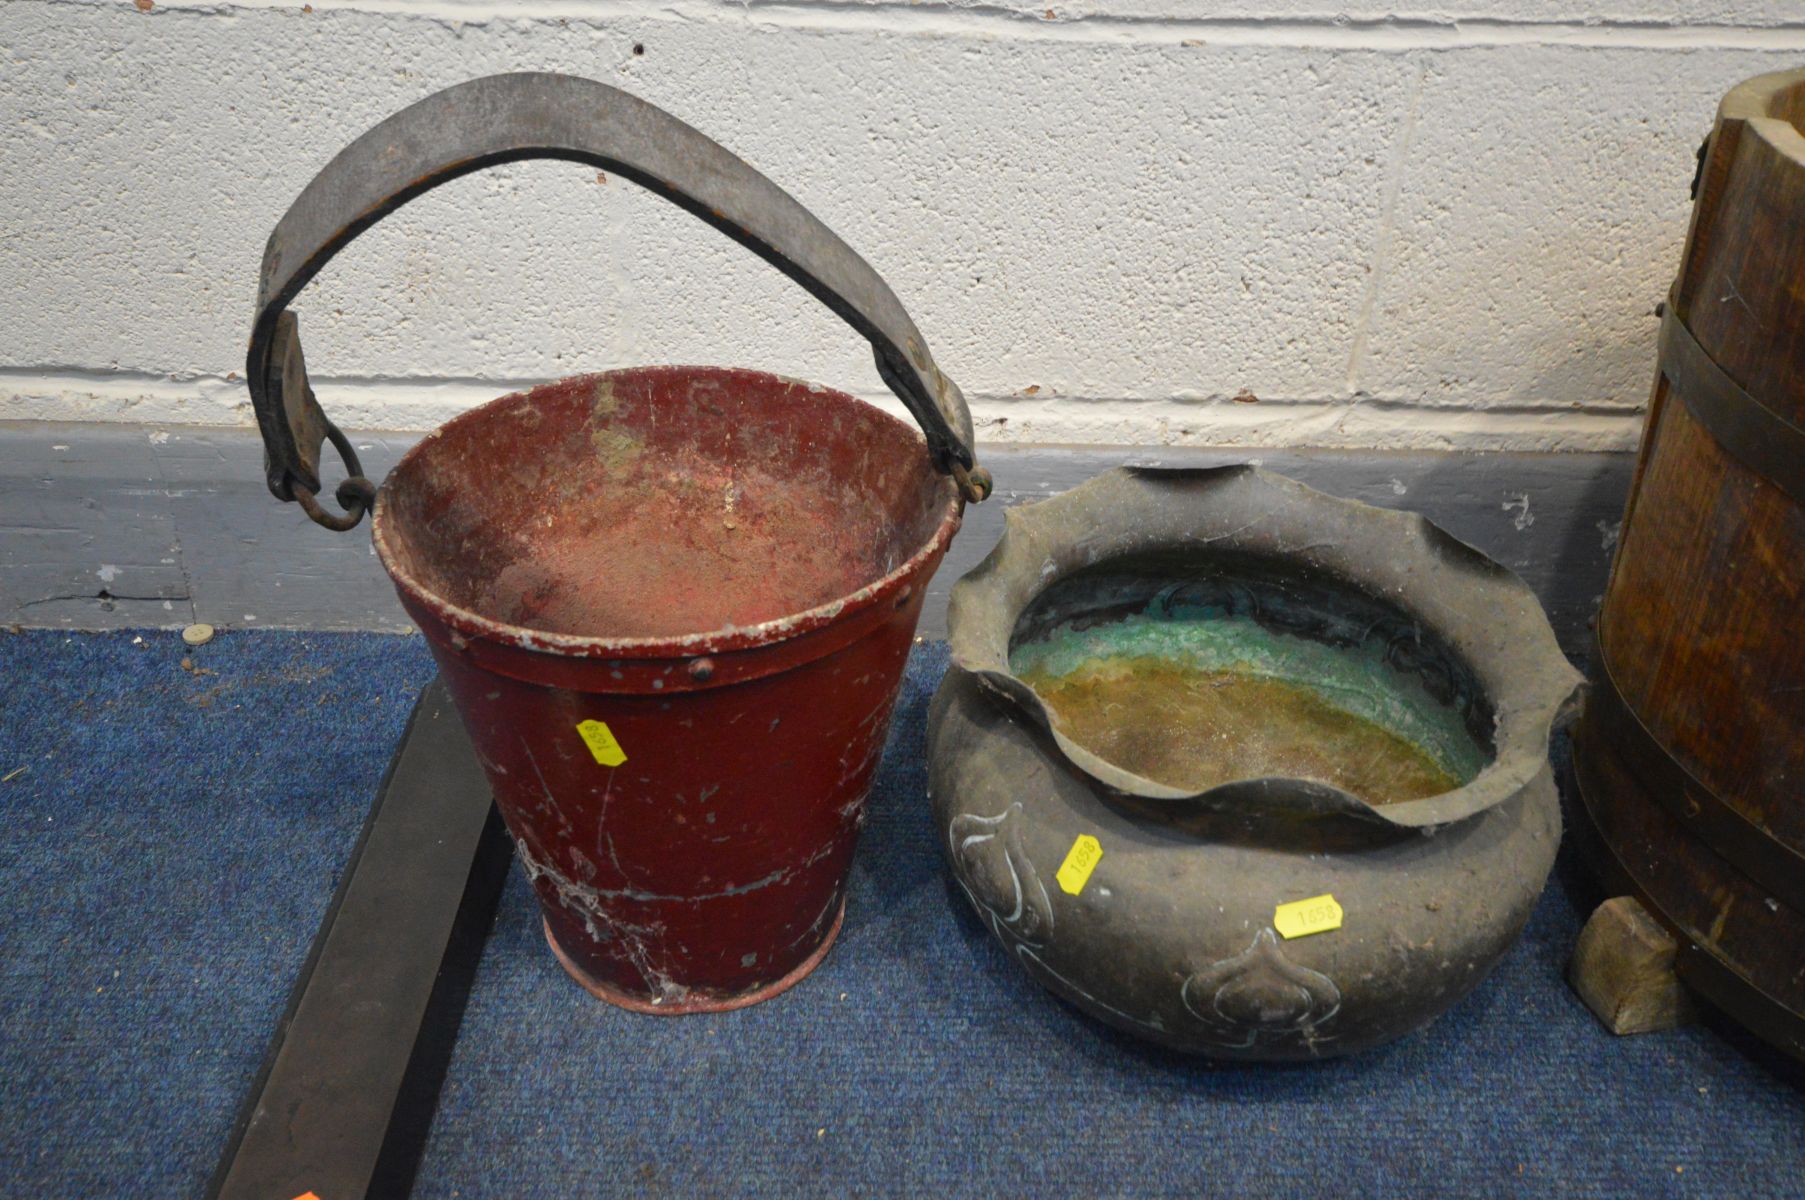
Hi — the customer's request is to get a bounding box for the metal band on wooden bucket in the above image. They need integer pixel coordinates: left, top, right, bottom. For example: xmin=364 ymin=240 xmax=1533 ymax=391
xmin=1586 ymin=621 xmax=1805 ymax=916
xmin=1660 ymin=290 xmax=1805 ymax=506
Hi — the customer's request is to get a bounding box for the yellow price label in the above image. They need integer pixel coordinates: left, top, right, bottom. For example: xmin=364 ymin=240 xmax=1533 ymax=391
xmin=1055 ymin=834 xmax=1103 ymax=896
xmin=576 ymin=719 xmax=628 ymax=767
xmin=1273 ymin=893 xmax=1343 ymax=939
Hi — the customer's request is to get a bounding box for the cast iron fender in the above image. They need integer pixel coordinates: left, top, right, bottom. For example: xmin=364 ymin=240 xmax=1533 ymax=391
xmin=927 ymin=466 xmax=1582 ymax=1059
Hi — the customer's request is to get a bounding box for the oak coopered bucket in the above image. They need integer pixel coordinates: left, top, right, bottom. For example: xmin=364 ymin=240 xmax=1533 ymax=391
xmin=244 ymin=74 xmax=988 ymax=1011
xmin=1574 ymin=67 xmax=1805 ymax=1060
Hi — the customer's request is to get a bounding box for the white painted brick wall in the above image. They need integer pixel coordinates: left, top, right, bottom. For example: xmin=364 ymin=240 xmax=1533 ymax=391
xmin=2 ymin=0 xmax=1801 ymax=449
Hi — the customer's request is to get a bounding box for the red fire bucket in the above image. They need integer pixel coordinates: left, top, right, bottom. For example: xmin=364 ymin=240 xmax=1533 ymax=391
xmin=244 ymin=75 xmax=989 ymax=1011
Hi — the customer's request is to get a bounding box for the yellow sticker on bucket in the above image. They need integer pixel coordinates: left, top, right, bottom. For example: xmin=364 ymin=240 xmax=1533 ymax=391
xmin=1274 ymin=894 xmax=1343 ymax=939
xmin=576 ymin=719 xmax=627 ymax=767
xmin=1055 ymin=834 xmax=1103 ymax=896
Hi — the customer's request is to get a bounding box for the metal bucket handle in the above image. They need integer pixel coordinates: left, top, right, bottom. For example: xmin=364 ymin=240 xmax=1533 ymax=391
xmin=247 ymin=72 xmax=990 ymax=531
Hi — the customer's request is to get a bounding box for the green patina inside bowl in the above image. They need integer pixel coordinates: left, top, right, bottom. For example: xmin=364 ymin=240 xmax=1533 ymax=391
xmin=1007 ymin=560 xmax=1493 ymax=806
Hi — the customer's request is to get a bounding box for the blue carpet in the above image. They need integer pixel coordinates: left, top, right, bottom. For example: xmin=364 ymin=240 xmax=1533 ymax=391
xmin=2 ymin=632 xmax=1802 ymax=1197
xmin=0 ymin=629 xmax=436 ymax=1198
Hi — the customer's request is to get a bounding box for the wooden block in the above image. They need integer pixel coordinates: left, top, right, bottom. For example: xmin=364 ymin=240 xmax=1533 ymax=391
xmin=1569 ymin=896 xmax=1700 ymax=1036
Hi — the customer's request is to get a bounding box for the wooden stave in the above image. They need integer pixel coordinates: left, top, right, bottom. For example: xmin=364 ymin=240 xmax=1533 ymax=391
xmin=1581 ymin=67 xmax=1805 ymax=1060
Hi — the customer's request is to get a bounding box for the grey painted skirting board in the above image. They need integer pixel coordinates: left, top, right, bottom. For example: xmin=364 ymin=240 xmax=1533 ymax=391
xmin=0 ymin=422 xmax=1632 ymax=653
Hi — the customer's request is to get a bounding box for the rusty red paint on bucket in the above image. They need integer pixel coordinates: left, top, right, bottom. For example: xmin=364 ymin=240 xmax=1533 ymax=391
xmin=245 ymin=74 xmax=988 ymax=1011
xmin=371 ymin=366 xmax=962 ymax=1010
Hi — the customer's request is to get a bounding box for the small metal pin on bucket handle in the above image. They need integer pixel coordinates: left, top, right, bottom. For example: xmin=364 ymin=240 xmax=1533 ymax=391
xmin=246 ymin=72 xmax=991 ymax=531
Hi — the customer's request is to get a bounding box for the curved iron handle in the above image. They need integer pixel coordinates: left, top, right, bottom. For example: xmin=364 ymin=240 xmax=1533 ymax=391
xmin=248 ymin=72 xmax=988 ymax=530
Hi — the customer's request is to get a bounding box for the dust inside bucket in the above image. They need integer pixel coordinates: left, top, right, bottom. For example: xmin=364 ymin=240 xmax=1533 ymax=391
xmin=376 ymin=366 xmax=956 ymax=642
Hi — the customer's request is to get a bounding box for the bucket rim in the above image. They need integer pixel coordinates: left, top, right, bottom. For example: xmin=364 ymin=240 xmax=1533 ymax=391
xmin=944 ymin=465 xmax=1584 ymax=831
xmin=370 ymin=365 xmax=963 ymax=660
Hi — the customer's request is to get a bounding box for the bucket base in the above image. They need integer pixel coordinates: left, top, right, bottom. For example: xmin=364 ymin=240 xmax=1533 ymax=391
xmin=541 ymin=898 xmax=847 ymax=1015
